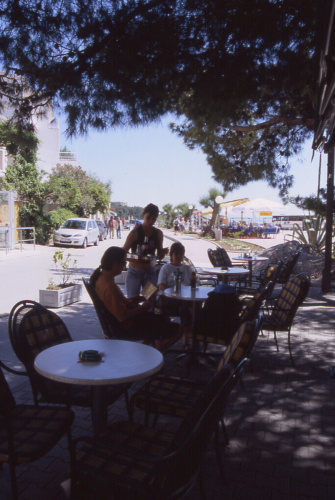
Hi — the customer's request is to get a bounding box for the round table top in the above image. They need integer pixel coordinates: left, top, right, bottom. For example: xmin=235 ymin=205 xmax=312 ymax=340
xmin=164 ymin=285 xmax=213 ymax=301
xmin=232 ymin=256 xmax=268 ymax=262
xmin=34 ymin=339 xmax=164 ymax=386
xmin=198 ymin=267 xmax=250 ymax=276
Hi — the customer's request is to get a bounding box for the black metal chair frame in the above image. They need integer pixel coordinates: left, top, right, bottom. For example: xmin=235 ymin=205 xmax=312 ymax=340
xmin=71 ymin=359 xmax=249 ymax=500
xmin=277 ymin=248 xmax=302 ymax=285
xmin=7 ymin=300 xmax=131 ymax=415
xmin=261 ymin=272 xmax=310 ymax=366
xmin=0 ymin=364 xmax=75 ymax=500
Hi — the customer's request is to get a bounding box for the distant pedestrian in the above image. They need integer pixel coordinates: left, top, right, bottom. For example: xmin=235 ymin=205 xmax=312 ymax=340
xmin=108 ymin=218 xmax=114 ymax=239
xmin=180 ymin=218 xmax=185 ymax=234
xmin=173 ymin=218 xmax=180 ymax=235
xmin=117 ymin=217 xmax=122 ymax=239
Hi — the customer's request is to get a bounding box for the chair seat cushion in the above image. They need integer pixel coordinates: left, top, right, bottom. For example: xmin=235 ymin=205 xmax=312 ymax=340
xmin=0 ymin=405 xmax=74 ymax=463
xmin=76 ymin=421 xmax=175 ymax=499
xmin=262 ymin=315 xmax=287 ymax=330
xmin=133 ymin=376 xmax=205 ymax=418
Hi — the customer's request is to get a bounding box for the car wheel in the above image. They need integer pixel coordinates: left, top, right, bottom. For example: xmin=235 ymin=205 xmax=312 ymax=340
xmin=82 ymin=238 xmax=88 ymax=249
xmin=94 ymin=236 xmax=99 ymax=246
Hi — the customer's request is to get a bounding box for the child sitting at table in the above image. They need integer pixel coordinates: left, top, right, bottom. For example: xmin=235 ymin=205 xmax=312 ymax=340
xmin=91 ymin=247 xmax=182 ymax=352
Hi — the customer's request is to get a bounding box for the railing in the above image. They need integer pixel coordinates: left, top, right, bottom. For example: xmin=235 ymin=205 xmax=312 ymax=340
xmin=15 ymin=227 xmax=36 ymax=251
xmin=0 ymin=228 xmax=9 ymax=254
xmin=59 ymin=151 xmax=77 ymax=161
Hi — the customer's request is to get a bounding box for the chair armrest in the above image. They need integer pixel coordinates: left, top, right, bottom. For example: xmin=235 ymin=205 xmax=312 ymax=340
xmin=0 ymin=359 xmax=27 ymax=377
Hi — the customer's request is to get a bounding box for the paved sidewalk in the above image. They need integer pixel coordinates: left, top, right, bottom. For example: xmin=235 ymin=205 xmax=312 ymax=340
xmin=1 ymin=296 xmax=335 ymax=500
xmin=1 ymin=229 xmax=335 ymax=499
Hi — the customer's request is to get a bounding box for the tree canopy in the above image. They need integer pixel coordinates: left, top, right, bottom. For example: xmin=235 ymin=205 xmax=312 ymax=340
xmin=46 ymin=164 xmax=111 ymax=216
xmin=0 ymin=0 xmax=317 ymax=194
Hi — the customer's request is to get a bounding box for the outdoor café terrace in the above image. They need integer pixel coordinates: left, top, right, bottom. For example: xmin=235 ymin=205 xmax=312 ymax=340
xmin=1 ymin=272 xmax=335 ymax=500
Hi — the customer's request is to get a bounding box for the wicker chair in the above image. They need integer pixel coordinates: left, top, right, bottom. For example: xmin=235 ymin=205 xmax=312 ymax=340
xmin=261 ymin=272 xmax=310 ymax=366
xmin=0 ymin=364 xmax=74 ymax=500
xmin=71 ymin=359 xmax=249 ymax=499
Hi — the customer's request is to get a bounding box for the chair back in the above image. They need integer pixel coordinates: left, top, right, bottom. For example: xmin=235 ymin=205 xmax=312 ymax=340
xmin=0 ymin=365 xmax=16 ymax=416
xmin=83 ymin=278 xmax=124 ymax=339
xmin=259 ymin=261 xmax=283 ymax=299
xmin=271 ymin=272 xmax=310 ymax=327
xmin=217 ymin=316 xmax=263 ymax=371
xmin=182 ymin=255 xmax=196 ymax=271
xmin=21 ymin=308 xmax=72 ymax=361
xmin=163 ymin=359 xmax=248 ymax=497
xmin=239 ymin=284 xmax=269 ymax=323
xmin=277 ymin=249 xmax=302 ymax=284
xmin=8 ymin=300 xmax=48 ymax=364
xmin=208 ymin=247 xmax=232 ymax=268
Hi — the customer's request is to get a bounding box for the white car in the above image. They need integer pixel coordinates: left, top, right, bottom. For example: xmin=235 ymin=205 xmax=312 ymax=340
xmin=53 ymin=218 xmax=100 ymax=248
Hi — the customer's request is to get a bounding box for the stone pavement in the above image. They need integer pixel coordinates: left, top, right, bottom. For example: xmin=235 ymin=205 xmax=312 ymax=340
xmin=1 ymin=230 xmax=335 ymax=499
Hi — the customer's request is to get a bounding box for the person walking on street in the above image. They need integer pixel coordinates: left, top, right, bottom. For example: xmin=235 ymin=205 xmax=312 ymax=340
xmin=108 ymin=218 xmax=114 ymax=239
xmin=117 ymin=217 xmax=122 ymax=239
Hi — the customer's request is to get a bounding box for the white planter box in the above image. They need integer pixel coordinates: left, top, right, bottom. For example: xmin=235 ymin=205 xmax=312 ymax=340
xmin=39 ymin=284 xmax=83 ymax=308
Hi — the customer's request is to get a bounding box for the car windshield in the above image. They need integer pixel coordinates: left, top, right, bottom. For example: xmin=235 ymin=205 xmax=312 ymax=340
xmin=62 ymin=220 xmax=86 ymax=230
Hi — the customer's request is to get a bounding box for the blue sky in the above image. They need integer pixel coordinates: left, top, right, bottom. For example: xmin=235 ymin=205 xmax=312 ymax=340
xmin=60 ymin=114 xmax=324 ymax=214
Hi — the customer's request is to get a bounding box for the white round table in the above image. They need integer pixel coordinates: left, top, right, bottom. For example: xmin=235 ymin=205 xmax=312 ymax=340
xmin=231 ymin=256 xmax=268 ymax=282
xmin=34 ymin=339 xmax=163 ymax=435
xmin=198 ymin=267 xmax=250 ymax=284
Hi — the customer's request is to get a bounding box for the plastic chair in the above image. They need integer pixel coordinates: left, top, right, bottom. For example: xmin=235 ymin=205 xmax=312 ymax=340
xmin=71 ymin=359 xmax=249 ymax=499
xmin=0 ymin=364 xmax=74 ymax=500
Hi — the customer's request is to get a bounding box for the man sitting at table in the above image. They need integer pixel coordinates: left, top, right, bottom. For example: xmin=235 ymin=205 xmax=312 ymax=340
xmin=91 ymin=247 xmax=182 ymax=352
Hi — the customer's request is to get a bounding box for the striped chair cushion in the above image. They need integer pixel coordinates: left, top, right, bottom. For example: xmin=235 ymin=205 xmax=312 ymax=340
xmin=22 ymin=309 xmax=72 ymax=359
xmin=76 ymin=367 xmax=232 ymax=499
xmin=132 ymin=376 xmax=205 ymax=418
xmin=0 ymin=405 xmax=74 ymax=463
xmin=271 ymin=275 xmax=305 ymax=327
xmin=239 ymin=289 xmax=262 ymax=322
xmin=217 ymin=321 xmax=255 ymax=371
xmin=132 ymin=322 xmax=253 ymax=419
xmin=76 ymin=421 xmax=174 ymax=498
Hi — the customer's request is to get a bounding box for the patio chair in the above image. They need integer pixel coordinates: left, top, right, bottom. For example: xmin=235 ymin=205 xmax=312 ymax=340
xmin=83 ymin=277 xmax=126 ymax=339
xmin=0 ymin=300 xmax=47 ymax=378
xmin=129 ymin=317 xmax=262 ymax=432
xmin=277 ymin=248 xmax=302 ymax=285
xmin=9 ymin=301 xmax=131 ymax=413
xmin=182 ymin=255 xmax=217 ymax=286
xmin=239 ymin=284 xmax=270 ymax=323
xmin=71 ymin=359 xmax=249 ymax=499
xmin=0 ymin=364 xmax=74 ymax=500
xmin=236 ymin=261 xmax=283 ymax=304
xmin=207 ymin=248 xmax=247 ymax=285
xmin=261 ymin=272 xmax=310 ymax=366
